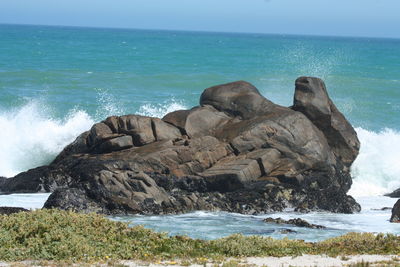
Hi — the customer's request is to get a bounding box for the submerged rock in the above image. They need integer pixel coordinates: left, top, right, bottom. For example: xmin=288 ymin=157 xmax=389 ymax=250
xmin=0 ymin=207 xmax=30 ymax=215
xmin=264 ymin=217 xmax=326 ymax=229
xmin=371 ymin=207 xmax=392 ymax=211
xmin=279 ymin=228 xmax=298 ymax=234
xmin=1 ymin=77 xmax=361 ymax=215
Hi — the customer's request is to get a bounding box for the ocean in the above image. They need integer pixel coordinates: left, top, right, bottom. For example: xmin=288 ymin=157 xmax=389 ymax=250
xmin=1 ymin=24 xmax=399 ymax=240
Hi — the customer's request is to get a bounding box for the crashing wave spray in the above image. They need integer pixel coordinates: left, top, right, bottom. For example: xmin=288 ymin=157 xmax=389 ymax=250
xmin=349 ymin=127 xmax=400 ymax=197
xmin=137 ymin=99 xmax=187 ymax=118
xmin=94 ymin=88 xmax=125 ymax=120
xmin=0 ymin=97 xmax=187 ymax=178
xmin=0 ymin=101 xmax=94 ymax=177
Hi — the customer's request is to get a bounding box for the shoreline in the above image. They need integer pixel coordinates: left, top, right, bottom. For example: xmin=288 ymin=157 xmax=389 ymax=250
xmin=1 ymin=194 xmax=399 ymax=242
xmin=1 ymin=255 xmax=400 ymax=267
xmin=1 ymin=209 xmax=400 ymax=265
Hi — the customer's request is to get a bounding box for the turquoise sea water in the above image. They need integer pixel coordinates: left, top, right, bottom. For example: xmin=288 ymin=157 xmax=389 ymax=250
xmin=1 ymin=24 xmax=399 ymax=129
xmin=1 ymin=24 xmax=400 ymax=240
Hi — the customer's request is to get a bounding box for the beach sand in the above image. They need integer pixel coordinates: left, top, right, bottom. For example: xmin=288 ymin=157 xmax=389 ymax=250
xmin=1 ymin=255 xmax=399 ymax=267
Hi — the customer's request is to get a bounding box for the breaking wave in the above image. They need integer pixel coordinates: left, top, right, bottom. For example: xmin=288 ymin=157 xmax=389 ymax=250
xmin=0 ymin=101 xmax=94 ymax=177
xmin=349 ymin=127 xmax=400 ymax=197
xmin=0 ymin=98 xmax=187 ymax=177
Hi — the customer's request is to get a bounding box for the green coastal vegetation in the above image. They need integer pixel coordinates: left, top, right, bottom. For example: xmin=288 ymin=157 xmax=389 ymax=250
xmin=1 ymin=209 xmax=400 ymax=263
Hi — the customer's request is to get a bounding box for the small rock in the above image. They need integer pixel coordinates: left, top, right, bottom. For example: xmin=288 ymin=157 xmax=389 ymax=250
xmin=385 ymin=188 xmax=400 ymax=198
xmin=264 ymin=217 xmax=326 ymax=229
xmin=372 ymin=207 xmax=392 ymax=211
xmin=279 ymin=228 xmax=297 ymax=234
xmin=0 ymin=207 xmax=29 ymax=215
xmin=390 ymin=199 xmax=400 ymax=223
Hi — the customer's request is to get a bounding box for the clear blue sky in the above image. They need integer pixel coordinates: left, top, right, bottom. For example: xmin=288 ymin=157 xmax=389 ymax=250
xmin=1 ymin=0 xmax=399 ymax=38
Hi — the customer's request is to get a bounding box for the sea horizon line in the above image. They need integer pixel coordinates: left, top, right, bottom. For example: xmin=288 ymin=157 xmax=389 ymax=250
xmin=1 ymin=22 xmax=400 ymax=41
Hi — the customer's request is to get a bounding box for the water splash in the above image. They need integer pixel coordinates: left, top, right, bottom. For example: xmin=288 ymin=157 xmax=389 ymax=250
xmin=349 ymin=127 xmax=400 ymax=197
xmin=281 ymin=41 xmax=349 ymax=80
xmin=94 ymin=88 xmax=125 ymax=120
xmin=0 ymin=100 xmax=94 ymax=177
xmin=0 ymin=96 xmax=188 ymax=177
xmin=137 ymin=99 xmax=187 ymax=118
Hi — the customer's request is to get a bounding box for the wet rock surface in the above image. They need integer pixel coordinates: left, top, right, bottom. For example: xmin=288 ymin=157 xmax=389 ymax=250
xmin=385 ymin=188 xmax=400 ymax=198
xmin=279 ymin=228 xmax=298 ymax=234
xmin=390 ymin=199 xmax=400 ymax=223
xmin=0 ymin=177 xmax=6 ymax=187
xmin=0 ymin=207 xmax=30 ymax=215
xmin=263 ymin=217 xmax=326 ymax=229
xmin=372 ymin=207 xmax=392 ymax=211
xmin=1 ymin=78 xmax=361 ymax=215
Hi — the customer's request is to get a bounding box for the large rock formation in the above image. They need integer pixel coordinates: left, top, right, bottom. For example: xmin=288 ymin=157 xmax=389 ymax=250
xmin=0 ymin=78 xmax=361 ymax=215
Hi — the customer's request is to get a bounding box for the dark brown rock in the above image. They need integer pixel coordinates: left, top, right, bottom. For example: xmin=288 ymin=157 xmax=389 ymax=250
xmin=200 ymin=81 xmax=277 ymax=119
xmin=390 ymin=199 xmax=400 ymax=223
xmin=163 ymin=105 xmax=231 ymax=138
xmin=293 ymin=77 xmax=360 ymax=167
xmin=0 ymin=166 xmax=59 ymax=194
xmin=0 ymin=207 xmax=30 ymax=215
xmin=44 ymin=188 xmax=104 ymax=213
xmin=0 ymin=177 xmax=6 ymax=187
xmin=118 ymin=115 xmax=155 ymax=146
xmin=162 ymin=110 xmax=190 ymax=132
xmin=2 ymin=78 xmax=361 ymax=216
xmin=279 ymin=228 xmax=297 ymax=234
xmin=96 ymin=135 xmax=134 ymax=153
xmin=151 ymin=118 xmax=182 ymax=141
xmin=246 ymin=149 xmax=281 ymax=175
xmin=53 ymin=131 xmax=90 ymax=163
xmin=371 ymin=207 xmax=392 ymax=211
xmin=87 ymin=122 xmax=113 ymax=147
xmin=201 ymin=157 xmax=262 ymax=191
xmin=385 ymin=188 xmax=400 ymax=198
xmin=264 ymin=217 xmax=326 ymax=229
xmin=216 ymin=109 xmax=336 ymax=174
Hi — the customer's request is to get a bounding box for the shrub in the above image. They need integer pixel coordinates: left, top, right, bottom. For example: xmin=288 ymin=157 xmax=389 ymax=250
xmin=0 ymin=209 xmax=399 ymax=262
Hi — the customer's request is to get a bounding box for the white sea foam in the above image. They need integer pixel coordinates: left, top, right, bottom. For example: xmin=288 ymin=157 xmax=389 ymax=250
xmin=137 ymin=99 xmax=187 ymax=118
xmin=349 ymin=127 xmax=400 ymax=197
xmin=0 ymin=101 xmax=94 ymax=177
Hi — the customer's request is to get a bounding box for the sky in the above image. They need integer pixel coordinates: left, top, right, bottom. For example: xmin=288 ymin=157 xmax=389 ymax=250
xmin=0 ymin=0 xmax=399 ymax=38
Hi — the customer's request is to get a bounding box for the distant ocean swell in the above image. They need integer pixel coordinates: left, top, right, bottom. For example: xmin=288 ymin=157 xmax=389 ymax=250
xmin=0 ymin=98 xmax=399 ymax=198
